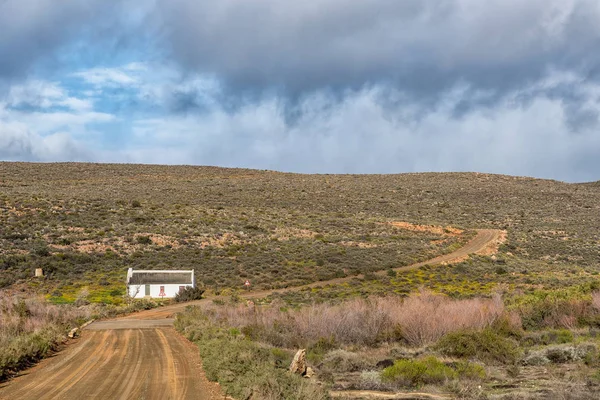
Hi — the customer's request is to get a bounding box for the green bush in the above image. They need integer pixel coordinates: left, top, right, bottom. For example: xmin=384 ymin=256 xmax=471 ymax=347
xmin=436 ymin=329 xmax=521 ymax=364
xmin=307 ymin=336 xmax=337 ymax=364
xmin=129 ymin=298 xmax=159 ymax=311
xmin=136 ymin=235 xmax=152 ymax=245
xmin=381 ymin=356 xmax=457 ymax=387
xmin=174 ymin=287 xmax=205 ymax=303
xmin=454 ymin=361 xmax=486 ymax=380
xmin=522 ymin=329 xmax=574 ymax=346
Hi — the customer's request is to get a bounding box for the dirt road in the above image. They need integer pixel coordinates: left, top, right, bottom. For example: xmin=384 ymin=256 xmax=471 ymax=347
xmin=0 ymin=227 xmax=502 ymax=399
xmin=0 ymin=325 xmax=221 ymax=400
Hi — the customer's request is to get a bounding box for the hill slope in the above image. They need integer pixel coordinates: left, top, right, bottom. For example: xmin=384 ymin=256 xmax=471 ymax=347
xmin=1 ymin=163 xmax=599 ymax=303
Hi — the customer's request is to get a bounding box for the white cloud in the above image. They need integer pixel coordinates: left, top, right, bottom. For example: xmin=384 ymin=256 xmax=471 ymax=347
xmin=6 ymin=80 xmax=94 ymax=112
xmin=0 ymin=121 xmax=91 ymax=161
xmin=0 ymin=77 xmax=116 ymax=161
xmin=72 ymin=63 xmax=146 ymax=87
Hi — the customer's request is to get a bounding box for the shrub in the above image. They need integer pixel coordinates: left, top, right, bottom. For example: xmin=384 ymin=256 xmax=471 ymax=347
xmin=454 ymin=361 xmax=486 ymax=380
xmin=436 ymin=329 xmax=521 ymax=364
xmin=174 ymin=287 xmax=205 ymax=303
xmin=129 ymin=298 xmax=159 ymax=311
xmin=321 ymin=349 xmax=369 ymax=373
xmin=522 ymin=329 xmax=574 ymax=346
xmin=388 ymin=291 xmax=504 ymax=346
xmin=381 ymin=356 xmax=457 ymax=387
xmin=360 ymin=370 xmax=386 ymax=390
xmin=514 ymin=293 xmax=593 ymax=330
xmin=593 ymin=291 xmax=600 ymax=311
xmin=136 ymin=235 xmax=152 ymax=245
xmin=523 ymin=344 xmax=598 ymax=366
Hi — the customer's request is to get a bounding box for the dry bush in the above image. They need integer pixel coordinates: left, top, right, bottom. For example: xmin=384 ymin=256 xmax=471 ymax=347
xmin=0 ymin=294 xmax=89 ymax=339
xmin=200 ymin=291 xmax=505 ymax=347
xmin=591 ymin=291 xmax=600 ymax=311
xmin=518 ymin=296 xmax=595 ymax=330
xmin=0 ymin=294 xmax=90 ymax=380
xmin=387 ymin=290 xmax=505 ymax=345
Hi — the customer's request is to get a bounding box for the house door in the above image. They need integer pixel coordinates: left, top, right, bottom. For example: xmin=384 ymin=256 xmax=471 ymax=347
xmin=145 ymin=285 xmax=150 ymax=296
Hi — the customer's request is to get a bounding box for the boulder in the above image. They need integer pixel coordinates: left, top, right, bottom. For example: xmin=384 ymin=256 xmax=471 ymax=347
xmin=304 ymin=367 xmax=315 ymax=379
xmin=68 ymin=327 xmax=79 ymax=338
xmin=375 ymin=359 xmax=394 ymax=369
xmin=290 ymin=349 xmax=307 ymax=375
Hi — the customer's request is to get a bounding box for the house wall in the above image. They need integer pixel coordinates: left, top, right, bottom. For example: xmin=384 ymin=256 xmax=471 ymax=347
xmin=128 ymin=283 xmax=193 ymax=299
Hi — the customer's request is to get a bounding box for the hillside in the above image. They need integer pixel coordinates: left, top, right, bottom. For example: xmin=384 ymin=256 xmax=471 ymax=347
xmin=3 ymin=162 xmax=600 ymax=399
xmin=1 ymin=162 xmax=599 ymax=303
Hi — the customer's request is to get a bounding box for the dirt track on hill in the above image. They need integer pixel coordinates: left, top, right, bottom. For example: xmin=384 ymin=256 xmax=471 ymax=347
xmin=0 ymin=228 xmax=503 ymax=399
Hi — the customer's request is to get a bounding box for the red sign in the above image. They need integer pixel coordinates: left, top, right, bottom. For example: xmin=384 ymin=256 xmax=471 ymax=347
xmin=159 ymin=286 xmax=166 ymax=298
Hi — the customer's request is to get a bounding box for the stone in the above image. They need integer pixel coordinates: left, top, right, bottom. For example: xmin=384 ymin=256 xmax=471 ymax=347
xmin=68 ymin=327 xmax=79 ymax=338
xmin=304 ymin=367 xmax=315 ymax=378
xmin=289 ymin=349 xmax=307 ymax=375
xmin=375 ymin=359 xmax=394 ymax=369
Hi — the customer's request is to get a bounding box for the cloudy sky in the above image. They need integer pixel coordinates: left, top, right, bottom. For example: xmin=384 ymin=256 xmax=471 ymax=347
xmin=1 ymin=0 xmax=599 ymax=182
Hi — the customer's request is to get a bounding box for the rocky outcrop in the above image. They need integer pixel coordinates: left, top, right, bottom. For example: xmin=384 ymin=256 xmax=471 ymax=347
xmin=290 ymin=349 xmax=307 ymax=375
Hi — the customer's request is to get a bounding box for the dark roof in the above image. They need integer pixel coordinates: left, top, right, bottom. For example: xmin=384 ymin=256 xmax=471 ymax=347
xmin=128 ymin=271 xmax=193 ymax=285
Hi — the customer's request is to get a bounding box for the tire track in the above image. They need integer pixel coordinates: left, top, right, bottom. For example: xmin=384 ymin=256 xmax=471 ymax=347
xmin=157 ymin=328 xmax=180 ymax=399
xmin=86 ymin=329 xmax=132 ymax=398
xmin=110 ymin=329 xmax=144 ymax=399
xmin=44 ymin=331 xmax=114 ymax=399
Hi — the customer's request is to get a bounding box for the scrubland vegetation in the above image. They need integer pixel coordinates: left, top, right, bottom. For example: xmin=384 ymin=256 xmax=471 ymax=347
xmin=1 ymin=162 xmax=600 ymax=398
xmin=0 ymin=163 xmax=466 ymax=303
xmin=178 ymin=290 xmax=600 ymax=399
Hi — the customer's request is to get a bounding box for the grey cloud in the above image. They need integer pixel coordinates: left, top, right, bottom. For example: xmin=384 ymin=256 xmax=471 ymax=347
xmin=156 ymin=0 xmax=600 ymax=98
xmin=125 ymin=83 xmax=600 ymax=182
xmin=0 ymin=0 xmax=148 ymax=86
xmin=0 ymin=0 xmax=93 ymax=80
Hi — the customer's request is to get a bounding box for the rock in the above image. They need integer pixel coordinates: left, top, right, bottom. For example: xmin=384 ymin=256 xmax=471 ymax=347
xmin=290 ymin=349 xmax=307 ymax=375
xmin=68 ymin=327 xmax=79 ymax=338
xmin=304 ymin=367 xmax=315 ymax=378
xmin=80 ymin=319 xmax=95 ymax=329
xmin=375 ymin=359 xmax=394 ymax=369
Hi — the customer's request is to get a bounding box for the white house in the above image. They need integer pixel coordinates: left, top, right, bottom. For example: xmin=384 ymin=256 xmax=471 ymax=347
xmin=126 ymin=268 xmax=195 ymax=299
